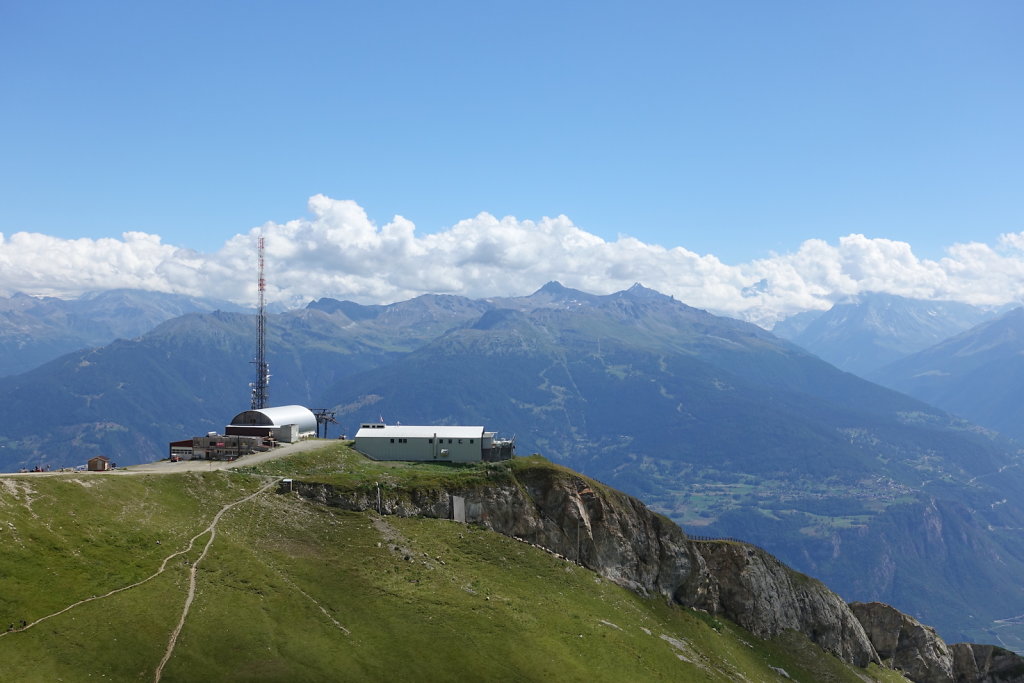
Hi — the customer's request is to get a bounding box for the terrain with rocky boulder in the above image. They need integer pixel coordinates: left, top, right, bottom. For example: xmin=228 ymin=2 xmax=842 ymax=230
xmin=286 ymin=452 xmax=1024 ymax=679
xmin=853 ymin=601 xmax=1024 ymax=682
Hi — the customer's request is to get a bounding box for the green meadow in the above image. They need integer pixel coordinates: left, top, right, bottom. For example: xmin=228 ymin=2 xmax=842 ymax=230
xmin=0 ymin=447 xmax=905 ymax=682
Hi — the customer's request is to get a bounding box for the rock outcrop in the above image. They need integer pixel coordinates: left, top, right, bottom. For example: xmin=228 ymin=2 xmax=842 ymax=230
xmin=851 ymin=601 xmax=954 ymax=682
xmin=285 ymin=462 xmax=878 ymax=666
xmin=285 ymin=459 xmax=1024 ymax=680
xmin=848 ymin=601 xmax=1024 ymax=682
xmin=949 ymin=643 xmax=1024 ymax=683
xmin=684 ymin=542 xmax=878 ymax=667
xmin=289 ymin=469 xmax=694 ymax=603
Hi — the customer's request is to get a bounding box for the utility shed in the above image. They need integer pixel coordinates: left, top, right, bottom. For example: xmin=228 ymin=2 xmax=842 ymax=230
xmin=87 ymin=456 xmax=111 ymax=471
xmin=225 ymin=405 xmax=317 ymax=443
xmin=354 ymin=424 xmax=491 ymax=462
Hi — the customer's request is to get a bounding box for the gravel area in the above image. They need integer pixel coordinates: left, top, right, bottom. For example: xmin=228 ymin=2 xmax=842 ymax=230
xmin=118 ymin=438 xmax=338 ymax=474
xmin=0 ymin=439 xmax=340 ymax=478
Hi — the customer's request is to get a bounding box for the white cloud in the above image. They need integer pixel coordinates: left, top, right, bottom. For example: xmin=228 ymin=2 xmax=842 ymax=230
xmin=2 ymin=194 xmax=1023 ymax=327
xmin=0 ymin=230 xmax=192 ymax=298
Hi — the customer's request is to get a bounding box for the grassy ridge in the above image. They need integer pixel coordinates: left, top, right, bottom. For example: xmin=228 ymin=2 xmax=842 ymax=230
xmin=0 ymin=452 xmax=905 ymax=681
xmin=236 ymin=441 xmax=530 ymax=489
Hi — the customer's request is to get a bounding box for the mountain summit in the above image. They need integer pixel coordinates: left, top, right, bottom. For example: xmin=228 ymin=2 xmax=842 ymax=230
xmin=773 ymin=293 xmax=994 ymax=376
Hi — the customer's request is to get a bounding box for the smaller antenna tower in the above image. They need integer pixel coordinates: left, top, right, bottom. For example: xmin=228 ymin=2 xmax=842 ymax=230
xmin=249 ymin=235 xmax=270 ymax=410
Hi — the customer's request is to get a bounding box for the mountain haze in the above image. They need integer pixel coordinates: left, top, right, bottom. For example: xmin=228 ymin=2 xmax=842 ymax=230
xmin=0 ymin=289 xmax=245 ymax=377
xmin=871 ymin=306 xmax=1024 ymax=442
xmin=772 ymin=293 xmax=995 ymax=376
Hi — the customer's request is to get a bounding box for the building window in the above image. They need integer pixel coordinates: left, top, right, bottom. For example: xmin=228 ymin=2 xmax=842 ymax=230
xmin=428 ymin=438 xmax=433 ymax=444
xmin=458 ymin=439 xmax=463 ymax=444
xmin=470 ymin=439 xmax=474 ymax=444
xmin=390 ymin=438 xmax=395 ymax=443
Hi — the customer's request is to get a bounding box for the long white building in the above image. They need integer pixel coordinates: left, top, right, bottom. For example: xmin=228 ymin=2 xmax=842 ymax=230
xmin=354 ymin=424 xmax=508 ymax=462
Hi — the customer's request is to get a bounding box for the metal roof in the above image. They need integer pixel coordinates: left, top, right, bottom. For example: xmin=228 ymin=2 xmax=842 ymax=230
xmin=355 ymin=425 xmax=484 ymax=439
xmin=228 ymin=405 xmax=317 ymax=433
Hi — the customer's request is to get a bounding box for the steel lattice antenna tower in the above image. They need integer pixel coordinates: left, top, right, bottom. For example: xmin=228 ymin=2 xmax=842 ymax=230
xmin=249 ymin=235 xmax=270 ymax=409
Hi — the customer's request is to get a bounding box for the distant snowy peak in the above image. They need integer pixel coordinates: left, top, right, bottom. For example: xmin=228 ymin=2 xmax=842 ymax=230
xmin=772 ymin=292 xmax=996 ymax=377
xmin=871 ymin=305 xmax=1024 ymax=441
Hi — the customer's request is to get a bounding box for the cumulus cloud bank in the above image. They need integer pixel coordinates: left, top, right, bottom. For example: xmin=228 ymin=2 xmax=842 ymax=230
xmin=2 ymin=194 xmax=1023 ymax=327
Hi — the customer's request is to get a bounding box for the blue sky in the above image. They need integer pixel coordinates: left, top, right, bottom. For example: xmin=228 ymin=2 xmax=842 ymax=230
xmin=3 ymin=0 xmax=1021 ymax=265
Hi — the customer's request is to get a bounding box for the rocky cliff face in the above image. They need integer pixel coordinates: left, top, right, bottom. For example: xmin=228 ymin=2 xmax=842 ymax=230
xmin=286 ymin=464 xmax=878 ymax=666
xmin=851 ymin=601 xmax=954 ymax=682
xmin=286 ymin=464 xmax=1024 ymax=680
xmin=849 ymin=600 xmax=1024 ymax=682
xmin=950 ymin=643 xmax=1024 ymax=683
xmin=286 ymin=458 xmax=1024 ymax=679
xmin=289 ymin=470 xmax=694 ymax=603
xmin=684 ymin=541 xmax=878 ymax=667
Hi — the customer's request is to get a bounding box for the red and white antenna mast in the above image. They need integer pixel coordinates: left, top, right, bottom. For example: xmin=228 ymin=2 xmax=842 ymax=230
xmin=249 ymin=235 xmax=270 ymax=409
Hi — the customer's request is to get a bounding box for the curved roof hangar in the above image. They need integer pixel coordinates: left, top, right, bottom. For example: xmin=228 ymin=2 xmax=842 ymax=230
xmin=228 ymin=405 xmax=317 ymax=434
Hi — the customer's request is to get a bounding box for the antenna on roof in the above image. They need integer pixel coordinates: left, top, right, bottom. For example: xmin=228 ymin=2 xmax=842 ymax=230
xmin=249 ymin=234 xmax=270 ymax=410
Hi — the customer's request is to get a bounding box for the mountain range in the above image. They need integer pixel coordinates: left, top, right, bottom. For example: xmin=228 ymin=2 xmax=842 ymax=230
xmin=771 ymin=292 xmax=997 ymax=376
xmin=2 ymin=283 xmax=1024 ymax=646
xmin=869 ymin=306 xmax=1024 ymax=442
xmin=317 ymin=283 xmax=1024 ymax=644
xmin=0 ymin=289 xmax=244 ymax=377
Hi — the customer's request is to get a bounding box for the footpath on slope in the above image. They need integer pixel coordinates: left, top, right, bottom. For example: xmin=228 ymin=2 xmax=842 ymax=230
xmin=153 ymin=477 xmax=279 ymax=682
xmin=0 ymin=476 xmax=283 ymax=681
